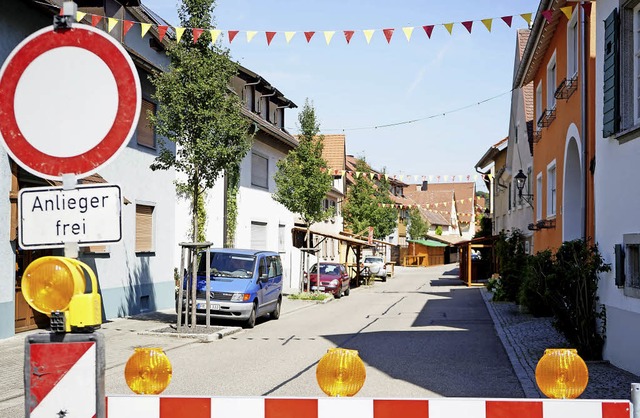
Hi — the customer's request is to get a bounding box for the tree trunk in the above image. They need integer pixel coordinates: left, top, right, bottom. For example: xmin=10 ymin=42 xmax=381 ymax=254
xmin=190 ymin=173 xmax=198 ymax=328
xmin=305 ymin=224 xmax=310 ymax=293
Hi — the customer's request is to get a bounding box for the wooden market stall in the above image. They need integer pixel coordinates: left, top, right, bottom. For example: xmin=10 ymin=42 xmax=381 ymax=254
xmin=456 ymin=235 xmax=498 ymax=287
xmin=404 ymin=239 xmax=448 ymax=267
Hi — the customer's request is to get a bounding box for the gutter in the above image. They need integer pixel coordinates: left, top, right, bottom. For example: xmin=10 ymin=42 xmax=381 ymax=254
xmin=514 ymin=0 xmax=554 ymax=89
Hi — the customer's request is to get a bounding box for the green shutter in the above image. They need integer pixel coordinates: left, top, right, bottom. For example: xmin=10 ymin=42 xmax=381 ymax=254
xmin=603 ymin=9 xmax=619 ymax=137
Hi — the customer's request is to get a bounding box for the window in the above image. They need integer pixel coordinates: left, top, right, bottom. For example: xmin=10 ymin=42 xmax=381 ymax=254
xmin=547 ymin=52 xmax=557 ymax=110
xmin=135 ymin=204 xmax=155 ymax=252
xmin=546 ymin=162 xmax=557 ymax=217
xmin=251 ymin=152 xmax=269 ymax=189
xmin=603 ymin=3 xmax=640 ymax=137
xmin=245 ymin=85 xmax=255 ymax=112
xmin=623 ymin=233 xmax=640 ymax=298
xmin=251 ymin=221 xmax=267 ymax=250
xmin=137 ymin=99 xmax=156 ymax=149
xmin=535 ymin=82 xmax=543 ymax=129
xmin=278 ymin=224 xmax=286 ymax=253
xmin=567 ymin=10 xmax=579 ymax=79
xmin=536 ymin=173 xmax=543 ymax=220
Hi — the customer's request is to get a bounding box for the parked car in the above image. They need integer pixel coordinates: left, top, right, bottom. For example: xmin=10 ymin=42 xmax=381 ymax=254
xmin=305 ymin=262 xmax=350 ymax=298
xmin=177 ymin=249 xmax=283 ymax=328
xmin=363 ymin=256 xmax=387 ymax=282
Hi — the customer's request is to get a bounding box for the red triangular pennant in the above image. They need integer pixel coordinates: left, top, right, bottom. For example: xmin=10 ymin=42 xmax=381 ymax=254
xmin=501 ymin=16 xmax=513 ymax=27
xmin=91 ymin=15 xmax=102 ymax=27
xmin=423 ymin=25 xmax=434 ymax=39
xmin=265 ymin=31 xmax=276 ymax=45
xmin=581 ymin=3 xmax=592 ymax=15
xmin=228 ymin=30 xmax=239 ymax=43
xmin=304 ymin=31 xmax=315 ymax=43
xmin=462 ymin=21 xmax=473 ymax=33
xmin=383 ymin=28 xmax=394 ymax=43
xmin=344 ymin=30 xmax=354 ymax=44
xmin=541 ymin=10 xmax=553 ymax=23
xmin=122 ymin=20 xmax=134 ymax=37
xmin=158 ymin=25 xmax=168 ymax=41
xmin=192 ymin=28 xmax=204 ymax=43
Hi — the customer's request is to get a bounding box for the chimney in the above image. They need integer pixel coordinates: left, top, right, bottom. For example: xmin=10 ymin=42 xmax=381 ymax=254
xmin=421 ymin=181 xmax=428 ymax=191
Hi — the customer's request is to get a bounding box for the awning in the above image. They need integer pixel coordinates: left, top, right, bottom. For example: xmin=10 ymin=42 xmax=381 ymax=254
xmin=408 ymin=239 xmax=448 ymax=247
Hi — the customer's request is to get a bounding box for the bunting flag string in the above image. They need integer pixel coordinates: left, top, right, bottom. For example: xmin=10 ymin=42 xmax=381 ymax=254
xmin=378 ymin=203 xmax=478 ymax=218
xmin=333 ymin=169 xmax=480 ymax=183
xmin=65 ymin=5 xmax=587 ymax=46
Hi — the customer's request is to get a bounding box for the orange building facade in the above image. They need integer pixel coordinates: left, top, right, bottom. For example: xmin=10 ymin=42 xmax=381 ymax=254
xmin=515 ymin=1 xmax=595 ymax=253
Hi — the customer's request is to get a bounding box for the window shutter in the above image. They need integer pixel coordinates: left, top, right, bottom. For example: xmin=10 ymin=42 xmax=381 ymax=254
xmin=136 ymin=205 xmax=154 ymax=252
xmin=603 ymin=9 xmax=620 ymax=137
xmin=615 ymin=243 xmax=625 ymax=287
xmin=137 ymin=99 xmax=156 ymax=148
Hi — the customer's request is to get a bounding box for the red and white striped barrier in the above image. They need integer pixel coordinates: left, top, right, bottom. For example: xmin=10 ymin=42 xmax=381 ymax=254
xmin=105 ymin=397 xmax=632 ymax=418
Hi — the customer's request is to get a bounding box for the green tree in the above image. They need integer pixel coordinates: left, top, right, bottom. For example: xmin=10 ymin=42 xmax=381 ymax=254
xmin=273 ymin=100 xmax=333 ymax=290
xmin=148 ymin=0 xmax=251 ymax=327
xmin=408 ymin=207 xmax=428 ymax=240
xmin=149 ymin=0 xmax=251 ymax=245
xmin=343 ymin=159 xmax=397 ymax=239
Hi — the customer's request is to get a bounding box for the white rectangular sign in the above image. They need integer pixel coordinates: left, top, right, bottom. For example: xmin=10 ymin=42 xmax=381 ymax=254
xmin=18 ymin=184 xmax=122 ymax=249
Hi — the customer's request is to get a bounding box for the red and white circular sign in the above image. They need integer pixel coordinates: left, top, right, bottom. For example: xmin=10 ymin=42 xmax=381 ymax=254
xmin=0 ymin=24 xmax=141 ymax=180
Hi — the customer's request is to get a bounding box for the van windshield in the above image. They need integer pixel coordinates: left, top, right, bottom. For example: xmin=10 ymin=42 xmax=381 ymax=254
xmin=198 ymin=253 xmax=256 ymax=279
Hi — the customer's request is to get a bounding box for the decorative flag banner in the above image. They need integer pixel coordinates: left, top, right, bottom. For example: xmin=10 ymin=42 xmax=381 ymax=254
xmin=481 ymin=19 xmax=492 ymax=32
xmin=67 ymin=7 xmax=574 ymax=47
xmin=402 ymin=27 xmax=414 ymax=41
xmin=266 ymin=31 xmax=276 ymax=45
xmin=193 ymin=28 xmax=204 ymax=43
xmin=363 ymin=29 xmax=375 ymax=44
xmin=344 ymin=30 xmax=355 ymax=44
xmin=246 ymin=30 xmax=258 ymax=42
xmin=324 ymin=31 xmax=335 ymax=45
xmin=285 ymin=31 xmax=296 ymax=43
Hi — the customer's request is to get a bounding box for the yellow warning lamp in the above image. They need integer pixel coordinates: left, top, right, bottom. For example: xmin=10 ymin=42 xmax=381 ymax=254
xmin=535 ymin=348 xmax=589 ymax=399
xmin=21 ymin=256 xmax=102 ymax=333
xmin=316 ymin=348 xmax=366 ymax=397
xmin=125 ymin=347 xmax=172 ymax=395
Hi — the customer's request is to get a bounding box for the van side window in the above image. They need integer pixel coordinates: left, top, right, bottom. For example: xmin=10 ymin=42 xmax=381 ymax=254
xmin=267 ymin=256 xmax=277 ymax=278
xmin=275 ymin=257 xmax=283 ymax=276
xmin=259 ymin=257 xmax=268 ymax=278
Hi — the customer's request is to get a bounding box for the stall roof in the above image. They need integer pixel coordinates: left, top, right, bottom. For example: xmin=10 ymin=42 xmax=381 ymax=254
xmin=408 ymin=239 xmax=448 ymax=247
xmin=292 ymin=227 xmax=372 ymax=247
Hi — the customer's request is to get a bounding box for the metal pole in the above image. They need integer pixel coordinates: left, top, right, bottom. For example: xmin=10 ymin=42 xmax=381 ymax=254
xmin=631 ymin=383 xmax=640 ymax=418
xmin=177 ymin=246 xmax=185 ymax=328
xmin=205 ymin=249 xmax=210 ymax=328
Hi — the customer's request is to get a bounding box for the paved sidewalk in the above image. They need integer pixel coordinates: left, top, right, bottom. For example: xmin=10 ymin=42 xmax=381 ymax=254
xmin=481 ymin=288 xmax=640 ymax=399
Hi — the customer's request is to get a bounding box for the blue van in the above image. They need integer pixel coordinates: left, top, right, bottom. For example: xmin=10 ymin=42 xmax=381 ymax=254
xmin=178 ymin=249 xmax=284 ymax=328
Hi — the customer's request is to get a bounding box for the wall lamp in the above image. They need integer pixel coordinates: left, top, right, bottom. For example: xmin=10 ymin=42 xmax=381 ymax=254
xmin=515 ymin=169 xmax=534 ymax=208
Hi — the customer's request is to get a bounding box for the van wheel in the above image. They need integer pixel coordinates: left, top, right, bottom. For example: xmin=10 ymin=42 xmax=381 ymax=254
xmin=244 ymin=303 xmax=257 ymax=329
xmin=271 ymin=297 xmax=281 ymax=320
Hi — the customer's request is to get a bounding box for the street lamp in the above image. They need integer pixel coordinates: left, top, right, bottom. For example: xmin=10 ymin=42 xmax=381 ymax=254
xmin=515 ymin=169 xmax=534 ymax=208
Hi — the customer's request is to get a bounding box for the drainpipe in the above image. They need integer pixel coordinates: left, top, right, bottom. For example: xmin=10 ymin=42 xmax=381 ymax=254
xmin=581 ymin=2 xmax=589 ymax=241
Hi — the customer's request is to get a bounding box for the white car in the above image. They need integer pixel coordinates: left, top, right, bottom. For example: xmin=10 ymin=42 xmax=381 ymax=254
xmin=363 ymin=256 xmax=387 ymax=282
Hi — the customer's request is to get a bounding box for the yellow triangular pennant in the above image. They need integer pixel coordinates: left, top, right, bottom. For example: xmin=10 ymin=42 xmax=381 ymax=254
xmin=402 ymin=27 xmax=414 ymax=42
xmin=76 ymin=11 xmax=86 ymax=22
xmin=324 ymin=31 xmax=335 ymax=45
xmin=384 ymin=174 xmax=389 ymax=180
xmin=481 ymin=19 xmax=492 ymax=32
xmin=175 ymin=27 xmax=186 ymax=43
xmin=140 ymin=23 xmax=151 ymax=38
xmin=398 ymin=174 xmax=404 ymax=181
xmin=355 ymin=171 xmax=361 ymax=178
xmin=285 ymin=31 xmax=296 ymax=43
xmin=369 ymin=172 xmax=375 ymax=180
xmin=520 ymin=13 xmax=532 ymax=26
xmin=363 ymin=29 xmax=375 ymax=44
xmin=560 ymin=6 xmax=573 ymax=20
xmin=444 ymin=23 xmax=454 ymax=34
xmin=246 ymin=31 xmax=257 ymax=42
xmin=210 ymin=29 xmax=221 ymax=43
xmin=107 ymin=17 xmax=118 ymax=33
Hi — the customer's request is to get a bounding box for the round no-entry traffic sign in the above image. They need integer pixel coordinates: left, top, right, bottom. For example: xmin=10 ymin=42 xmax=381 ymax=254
xmin=0 ymin=24 xmax=141 ymax=180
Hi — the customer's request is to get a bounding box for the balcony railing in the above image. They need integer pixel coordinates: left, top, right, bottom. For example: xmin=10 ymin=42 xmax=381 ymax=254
xmin=537 ymin=108 xmax=556 ymax=128
xmin=554 ymin=76 xmax=578 ymax=100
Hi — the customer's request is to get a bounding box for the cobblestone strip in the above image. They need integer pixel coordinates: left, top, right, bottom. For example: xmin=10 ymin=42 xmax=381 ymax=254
xmin=480 ymin=288 xmax=541 ymax=398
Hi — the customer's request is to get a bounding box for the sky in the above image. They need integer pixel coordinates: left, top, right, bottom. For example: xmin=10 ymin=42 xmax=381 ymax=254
xmin=142 ymin=0 xmax=541 ymax=191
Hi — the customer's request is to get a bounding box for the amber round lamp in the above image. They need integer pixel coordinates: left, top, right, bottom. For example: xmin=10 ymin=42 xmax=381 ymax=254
xmin=535 ymin=348 xmax=588 ymax=399
xmin=124 ymin=347 xmax=172 ymax=395
xmin=316 ymin=348 xmax=366 ymax=397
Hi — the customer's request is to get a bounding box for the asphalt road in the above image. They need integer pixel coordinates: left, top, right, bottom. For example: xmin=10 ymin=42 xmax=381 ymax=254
xmin=104 ymin=264 xmax=524 ymax=399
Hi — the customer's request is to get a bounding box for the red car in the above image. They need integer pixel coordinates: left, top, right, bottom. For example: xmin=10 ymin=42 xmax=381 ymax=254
xmin=306 ymin=262 xmax=350 ymax=298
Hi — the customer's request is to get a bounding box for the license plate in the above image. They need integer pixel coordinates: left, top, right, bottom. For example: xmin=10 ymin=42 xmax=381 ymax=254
xmin=312 ymin=286 xmax=325 ymax=291
xmin=197 ymin=303 xmax=220 ymax=310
